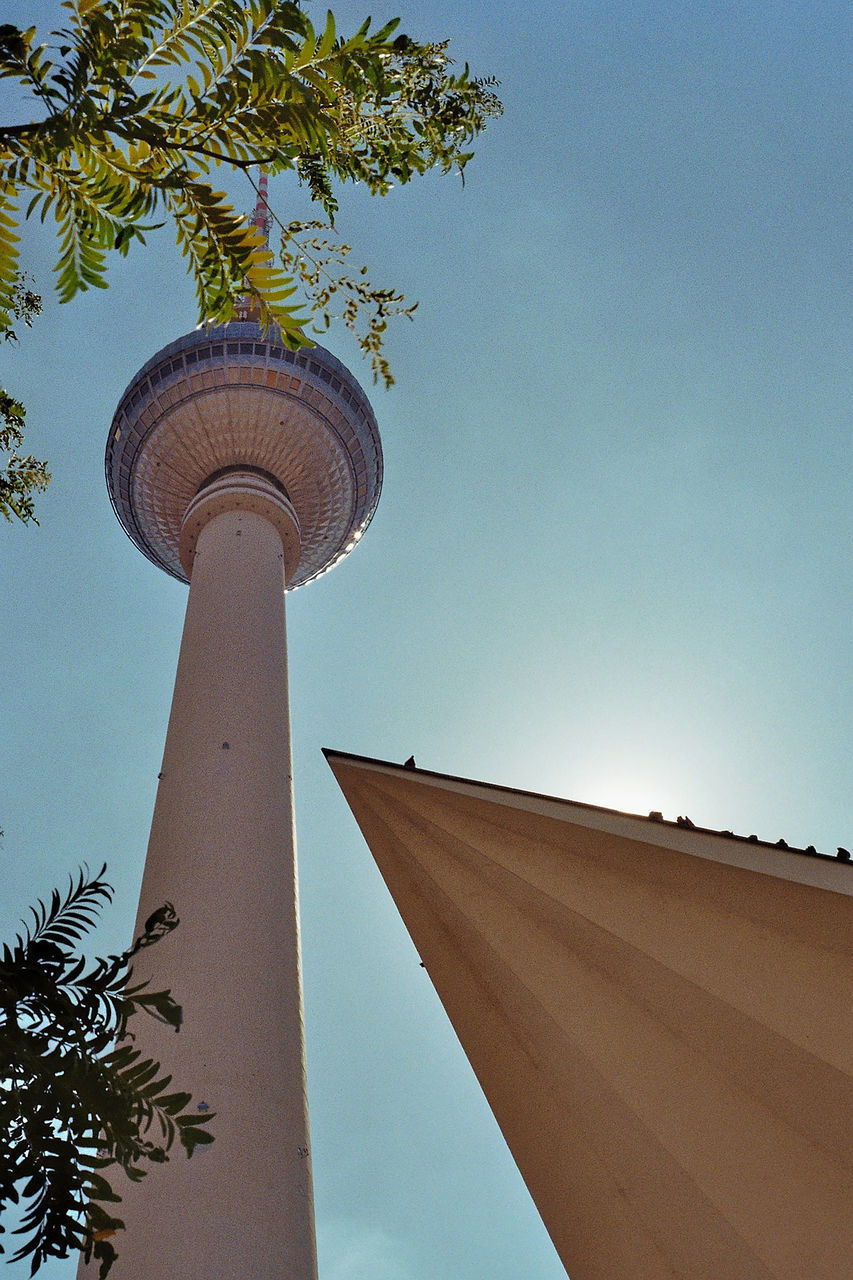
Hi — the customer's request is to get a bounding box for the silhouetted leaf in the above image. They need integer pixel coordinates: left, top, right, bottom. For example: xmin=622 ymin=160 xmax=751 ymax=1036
xmin=0 ymin=864 xmax=212 ymax=1276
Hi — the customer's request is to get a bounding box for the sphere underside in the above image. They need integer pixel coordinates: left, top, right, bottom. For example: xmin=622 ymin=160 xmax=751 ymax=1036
xmin=106 ymin=323 xmax=382 ymax=588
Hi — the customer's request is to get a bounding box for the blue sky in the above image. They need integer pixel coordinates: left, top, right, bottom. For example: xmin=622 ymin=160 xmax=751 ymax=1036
xmin=1 ymin=2 xmax=850 ymax=1277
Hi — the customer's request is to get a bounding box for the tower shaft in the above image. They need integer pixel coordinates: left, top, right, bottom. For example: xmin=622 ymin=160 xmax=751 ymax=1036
xmin=87 ymin=500 xmax=317 ymax=1277
xmin=99 ymin=316 xmax=381 ymax=1276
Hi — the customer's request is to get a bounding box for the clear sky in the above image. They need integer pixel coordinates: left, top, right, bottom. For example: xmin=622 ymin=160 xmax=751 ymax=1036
xmin=1 ymin=2 xmax=850 ymax=1277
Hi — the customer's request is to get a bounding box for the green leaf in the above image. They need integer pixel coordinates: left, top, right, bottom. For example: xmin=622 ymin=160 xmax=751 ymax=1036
xmin=0 ymin=0 xmax=500 ymax=514
xmin=0 ymin=864 xmax=214 ymax=1271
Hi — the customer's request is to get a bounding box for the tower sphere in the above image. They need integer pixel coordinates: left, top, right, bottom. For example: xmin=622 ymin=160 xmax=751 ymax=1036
xmin=106 ymin=321 xmax=383 ymax=588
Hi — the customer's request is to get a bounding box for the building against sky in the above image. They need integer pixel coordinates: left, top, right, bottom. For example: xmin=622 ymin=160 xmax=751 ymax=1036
xmin=327 ymin=751 xmax=853 ymax=1280
xmin=2 ymin=2 xmax=850 ymax=1277
xmin=77 ymin=187 xmax=383 ymax=1276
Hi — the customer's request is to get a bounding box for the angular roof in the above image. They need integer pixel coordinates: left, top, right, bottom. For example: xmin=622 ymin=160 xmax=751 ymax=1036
xmin=326 ymin=749 xmax=852 ymax=1280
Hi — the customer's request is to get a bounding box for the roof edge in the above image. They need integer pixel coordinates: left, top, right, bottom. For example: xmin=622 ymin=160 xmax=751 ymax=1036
xmin=323 ymin=748 xmax=851 ymax=894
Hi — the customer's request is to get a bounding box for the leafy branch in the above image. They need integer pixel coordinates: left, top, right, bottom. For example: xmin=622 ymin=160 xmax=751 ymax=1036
xmin=0 ymin=1 xmax=501 ymax=339
xmin=0 ymin=864 xmax=213 ymax=1277
xmin=279 ymin=218 xmax=416 ymax=388
xmin=1 ymin=276 xmax=48 ymax=525
xmin=0 ymin=1 xmax=500 ymax=523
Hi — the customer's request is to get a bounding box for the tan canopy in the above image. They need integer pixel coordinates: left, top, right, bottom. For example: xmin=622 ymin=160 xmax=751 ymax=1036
xmin=326 ymin=750 xmax=852 ymax=1280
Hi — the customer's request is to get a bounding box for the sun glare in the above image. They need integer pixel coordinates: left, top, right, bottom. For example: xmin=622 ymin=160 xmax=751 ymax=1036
xmin=571 ymin=766 xmax=686 ymax=821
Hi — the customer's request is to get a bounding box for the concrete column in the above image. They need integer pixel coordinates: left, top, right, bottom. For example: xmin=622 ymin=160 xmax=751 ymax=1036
xmin=83 ymin=477 xmax=317 ymax=1278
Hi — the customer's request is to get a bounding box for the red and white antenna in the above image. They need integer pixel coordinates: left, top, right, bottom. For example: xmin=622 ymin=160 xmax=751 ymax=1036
xmin=235 ymin=167 xmax=273 ymax=319
xmin=251 ymin=167 xmax=272 ymax=245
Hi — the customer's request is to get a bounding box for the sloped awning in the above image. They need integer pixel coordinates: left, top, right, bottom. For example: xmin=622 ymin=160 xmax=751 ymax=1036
xmin=325 ymin=750 xmax=852 ymax=1280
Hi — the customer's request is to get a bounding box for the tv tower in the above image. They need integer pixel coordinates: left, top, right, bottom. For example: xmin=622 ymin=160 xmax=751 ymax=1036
xmin=84 ymin=179 xmax=382 ymax=1277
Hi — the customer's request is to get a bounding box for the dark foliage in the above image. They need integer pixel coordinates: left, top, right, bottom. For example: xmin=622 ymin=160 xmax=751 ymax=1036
xmin=0 ymin=278 xmax=48 ymax=525
xmin=0 ymin=865 xmax=213 ymax=1276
